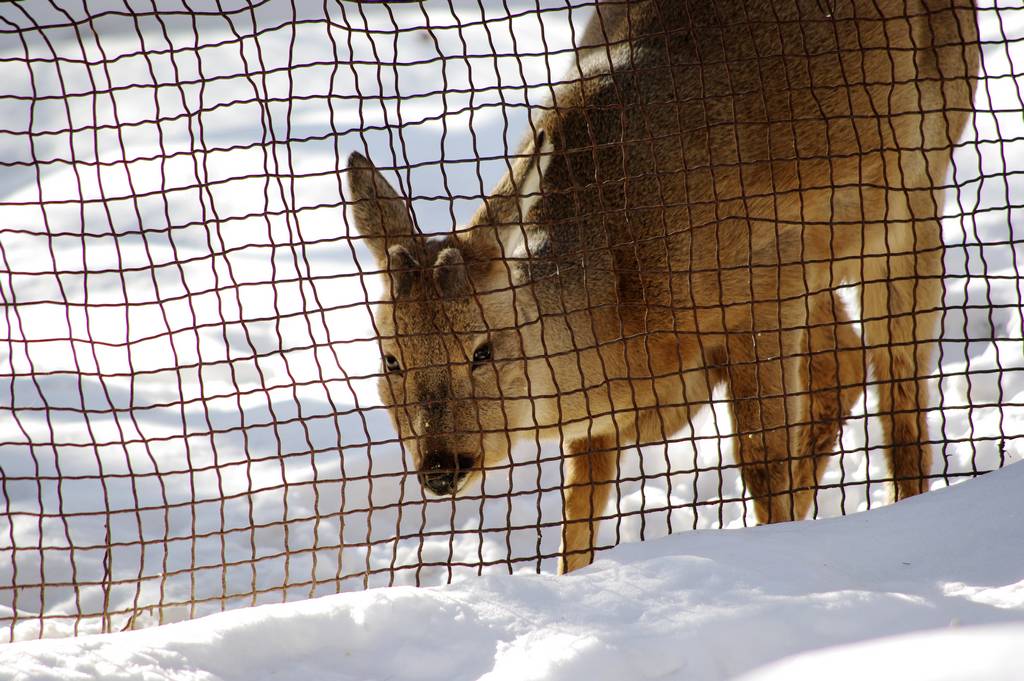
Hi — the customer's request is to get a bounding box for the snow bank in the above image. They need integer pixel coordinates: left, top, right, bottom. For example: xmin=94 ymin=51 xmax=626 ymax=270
xmin=738 ymin=623 xmax=1024 ymax=681
xmin=2 ymin=461 xmax=1021 ymax=681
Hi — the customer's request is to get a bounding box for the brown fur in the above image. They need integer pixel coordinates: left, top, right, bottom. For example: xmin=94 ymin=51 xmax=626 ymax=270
xmin=348 ymin=0 xmax=979 ymax=574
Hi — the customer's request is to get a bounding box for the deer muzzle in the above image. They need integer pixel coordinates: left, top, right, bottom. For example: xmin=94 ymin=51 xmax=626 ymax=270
xmin=419 ymin=450 xmax=475 ymax=496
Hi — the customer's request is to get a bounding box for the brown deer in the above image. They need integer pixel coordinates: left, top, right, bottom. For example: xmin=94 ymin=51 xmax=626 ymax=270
xmin=347 ymin=0 xmax=979 ymax=574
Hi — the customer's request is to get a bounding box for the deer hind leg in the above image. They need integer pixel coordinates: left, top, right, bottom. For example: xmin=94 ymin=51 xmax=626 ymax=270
xmin=861 ymin=205 xmax=942 ymax=501
xmin=723 ymin=321 xmax=812 ymax=524
xmin=805 ymin=291 xmax=867 ymax=503
xmin=559 ymin=434 xmax=618 ymax=574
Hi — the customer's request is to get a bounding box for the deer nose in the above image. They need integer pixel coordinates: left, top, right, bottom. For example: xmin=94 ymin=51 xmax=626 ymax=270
xmin=419 ymin=452 xmax=474 ymax=496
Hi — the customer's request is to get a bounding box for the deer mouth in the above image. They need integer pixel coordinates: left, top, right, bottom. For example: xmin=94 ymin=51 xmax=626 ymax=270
xmin=418 ymin=452 xmax=476 ymax=497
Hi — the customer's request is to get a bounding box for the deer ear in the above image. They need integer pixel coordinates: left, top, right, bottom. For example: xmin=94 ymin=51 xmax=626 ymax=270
xmin=515 ymin=128 xmax=553 ymax=228
xmin=347 ymin=152 xmax=418 ymax=264
xmin=465 ymin=129 xmax=554 ymax=260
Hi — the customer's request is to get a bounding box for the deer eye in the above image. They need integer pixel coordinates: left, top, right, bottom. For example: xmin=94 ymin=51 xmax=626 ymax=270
xmin=471 ymin=343 xmax=492 ymax=369
xmin=383 ymin=354 xmax=401 ymax=374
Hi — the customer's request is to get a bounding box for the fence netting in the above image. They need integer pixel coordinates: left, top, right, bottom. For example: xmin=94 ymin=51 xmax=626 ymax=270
xmin=0 ymin=0 xmax=1021 ymax=642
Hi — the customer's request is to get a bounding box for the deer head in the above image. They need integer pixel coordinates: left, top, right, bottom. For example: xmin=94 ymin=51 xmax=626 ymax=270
xmin=347 ymin=132 xmax=553 ymax=496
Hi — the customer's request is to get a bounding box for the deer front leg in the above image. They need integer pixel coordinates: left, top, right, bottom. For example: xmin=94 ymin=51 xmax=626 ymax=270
xmin=559 ymin=434 xmax=618 ymax=575
xmin=724 ymin=324 xmax=812 ymax=524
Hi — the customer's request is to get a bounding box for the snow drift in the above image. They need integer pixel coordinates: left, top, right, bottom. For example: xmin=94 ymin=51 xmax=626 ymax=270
xmin=2 ymin=461 xmax=1021 ymax=681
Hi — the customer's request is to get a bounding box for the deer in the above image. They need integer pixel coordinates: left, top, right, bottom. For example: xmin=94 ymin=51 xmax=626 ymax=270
xmin=347 ymin=0 xmax=979 ymax=574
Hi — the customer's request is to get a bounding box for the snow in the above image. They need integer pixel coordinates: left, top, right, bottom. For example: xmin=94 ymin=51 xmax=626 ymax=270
xmin=1 ymin=460 xmax=1022 ymax=680
xmin=0 ymin=0 xmax=1022 ymax=653
xmin=737 ymin=624 xmax=1024 ymax=681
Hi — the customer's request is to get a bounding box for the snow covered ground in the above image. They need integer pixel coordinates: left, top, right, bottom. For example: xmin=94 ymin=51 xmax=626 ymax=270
xmin=0 ymin=0 xmax=1022 ymax=645
xmin=1 ymin=458 xmax=1022 ymax=681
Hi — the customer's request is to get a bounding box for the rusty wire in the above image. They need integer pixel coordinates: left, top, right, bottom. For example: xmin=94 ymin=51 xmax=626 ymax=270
xmin=0 ymin=0 xmax=1021 ymax=642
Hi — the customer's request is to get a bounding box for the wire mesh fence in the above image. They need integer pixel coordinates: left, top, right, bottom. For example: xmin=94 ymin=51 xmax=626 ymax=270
xmin=0 ymin=0 xmax=1021 ymax=642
